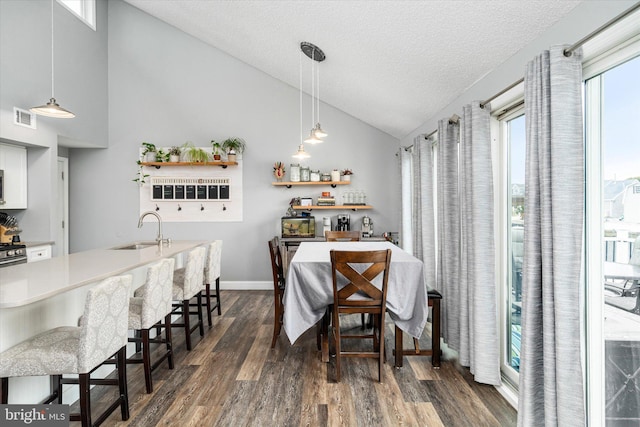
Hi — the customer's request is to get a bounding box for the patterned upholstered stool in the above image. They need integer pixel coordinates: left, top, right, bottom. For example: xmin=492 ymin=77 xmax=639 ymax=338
xmin=171 ymin=246 xmax=206 ymax=351
xmin=176 ymin=241 xmax=223 ymax=327
xmin=129 ymin=258 xmax=175 ymax=393
xmin=0 ymin=275 xmax=132 ymax=427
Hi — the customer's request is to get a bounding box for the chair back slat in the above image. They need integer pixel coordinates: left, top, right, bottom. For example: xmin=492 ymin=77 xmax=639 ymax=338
xmin=330 ymin=249 xmax=391 ymax=307
xmin=325 ymin=230 xmax=361 ymax=241
xmin=268 ymin=236 xmax=285 ymax=290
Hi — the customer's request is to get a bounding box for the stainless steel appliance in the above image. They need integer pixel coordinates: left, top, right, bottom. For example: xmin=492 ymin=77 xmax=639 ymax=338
xmin=337 ymin=214 xmax=350 ymax=231
xmin=0 ymin=243 xmax=27 ymax=267
xmin=361 ymin=216 xmax=373 ymax=238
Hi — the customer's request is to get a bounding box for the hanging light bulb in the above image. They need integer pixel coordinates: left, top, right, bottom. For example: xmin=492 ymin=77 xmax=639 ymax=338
xmin=31 ymin=0 xmax=75 ymax=119
xmin=313 ymin=123 xmax=327 ymax=139
xmin=292 ymin=143 xmax=310 ymax=159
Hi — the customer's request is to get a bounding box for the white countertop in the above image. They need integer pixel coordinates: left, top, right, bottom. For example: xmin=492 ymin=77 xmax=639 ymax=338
xmin=0 ymin=240 xmax=207 ymax=308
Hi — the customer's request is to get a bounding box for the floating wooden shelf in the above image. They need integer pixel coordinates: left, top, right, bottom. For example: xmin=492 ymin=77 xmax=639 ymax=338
xmin=292 ymin=205 xmax=372 ymax=211
xmin=272 ymin=181 xmax=350 ymax=188
xmin=141 ymin=161 xmax=238 ymax=169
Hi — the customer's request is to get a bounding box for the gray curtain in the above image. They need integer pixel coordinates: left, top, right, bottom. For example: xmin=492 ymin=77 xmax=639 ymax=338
xmin=412 ymin=135 xmax=436 ymax=288
xmin=459 ymin=102 xmax=500 ymax=384
xmin=518 ymin=46 xmax=585 ymax=426
xmin=437 ymin=119 xmax=460 ymax=350
xmin=399 ymin=148 xmax=413 ymax=252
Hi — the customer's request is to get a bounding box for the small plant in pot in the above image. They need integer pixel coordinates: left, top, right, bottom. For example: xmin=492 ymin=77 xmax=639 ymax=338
xmin=141 ymin=142 xmax=157 ymax=162
xmin=211 ymin=140 xmax=223 ymax=161
xmin=222 ymin=137 xmax=246 ymax=163
xmin=156 ymin=148 xmax=169 ymax=163
xmin=182 ymin=142 xmax=210 ymax=163
xmin=168 ymin=146 xmax=182 ymax=162
xmin=341 ymin=169 xmax=353 ymax=182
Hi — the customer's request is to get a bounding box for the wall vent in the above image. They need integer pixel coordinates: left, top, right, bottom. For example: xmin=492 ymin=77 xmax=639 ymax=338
xmin=13 ymin=107 xmax=36 ymax=129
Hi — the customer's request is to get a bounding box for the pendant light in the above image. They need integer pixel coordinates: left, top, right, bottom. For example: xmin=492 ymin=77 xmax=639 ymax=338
xmin=301 ymin=42 xmax=326 ymax=143
xmin=293 ymin=47 xmax=311 ymax=158
xmin=31 ymin=0 xmax=75 ymax=119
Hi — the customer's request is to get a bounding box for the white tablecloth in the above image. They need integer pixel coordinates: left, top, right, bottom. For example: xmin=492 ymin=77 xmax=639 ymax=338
xmin=283 ymin=241 xmax=429 ymax=344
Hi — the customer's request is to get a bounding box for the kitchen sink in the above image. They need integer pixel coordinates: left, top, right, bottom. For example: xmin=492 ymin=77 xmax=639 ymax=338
xmin=111 ymin=242 xmax=158 ymax=250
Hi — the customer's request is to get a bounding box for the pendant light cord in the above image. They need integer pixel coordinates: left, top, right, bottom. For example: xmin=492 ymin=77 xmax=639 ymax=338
xmin=316 ymin=59 xmax=320 ymax=124
xmin=50 ymin=0 xmax=55 ymax=99
xmin=299 ymin=49 xmax=303 ymax=142
xmin=310 ymin=50 xmax=315 ymax=129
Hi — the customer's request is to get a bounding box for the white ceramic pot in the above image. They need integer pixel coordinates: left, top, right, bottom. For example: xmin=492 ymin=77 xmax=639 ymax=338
xmin=145 ymin=152 xmax=157 ymax=162
xmin=170 ymin=154 xmax=180 ymax=162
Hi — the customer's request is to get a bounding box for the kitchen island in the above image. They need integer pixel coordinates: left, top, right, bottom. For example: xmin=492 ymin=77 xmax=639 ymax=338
xmin=0 ymin=240 xmax=208 ymax=404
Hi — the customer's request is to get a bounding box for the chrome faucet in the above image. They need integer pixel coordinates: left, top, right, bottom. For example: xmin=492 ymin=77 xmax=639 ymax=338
xmin=138 ymin=211 xmax=168 ymax=245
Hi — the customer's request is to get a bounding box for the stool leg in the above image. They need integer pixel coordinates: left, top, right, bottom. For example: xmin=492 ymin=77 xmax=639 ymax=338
xmin=50 ymin=375 xmax=61 ymax=404
xmin=78 ymin=373 xmax=91 ymax=427
xmin=216 ymin=278 xmax=222 ymax=315
xmin=117 ymin=346 xmax=130 ymax=421
xmin=142 ymin=329 xmax=153 ymax=393
xmin=183 ymin=299 xmax=192 ymax=351
xmin=432 ymin=299 xmax=441 ymax=368
xmin=197 ymin=293 xmax=205 ymax=337
xmin=165 ymin=314 xmax=174 ymax=369
xmin=205 ymin=284 xmax=213 ymax=327
xmin=1 ymin=377 xmax=8 ymax=404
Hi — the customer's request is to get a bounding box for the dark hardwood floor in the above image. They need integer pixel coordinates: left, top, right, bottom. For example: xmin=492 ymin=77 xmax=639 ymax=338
xmin=84 ymin=290 xmax=516 ymax=426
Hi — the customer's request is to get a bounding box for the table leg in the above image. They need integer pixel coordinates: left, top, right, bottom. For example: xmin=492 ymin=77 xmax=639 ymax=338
xmin=321 ymin=310 xmax=330 ymax=363
xmin=395 ymin=325 xmax=403 ymax=368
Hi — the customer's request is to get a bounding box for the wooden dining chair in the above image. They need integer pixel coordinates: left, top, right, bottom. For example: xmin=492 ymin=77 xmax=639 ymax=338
xmin=268 ymin=236 xmax=286 ymax=348
xmin=330 ymin=249 xmax=391 ymax=382
xmin=325 ymin=230 xmax=361 ymax=241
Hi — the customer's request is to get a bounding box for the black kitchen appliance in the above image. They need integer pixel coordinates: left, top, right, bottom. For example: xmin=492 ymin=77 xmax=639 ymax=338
xmin=0 ymin=243 xmax=27 ymax=267
xmin=337 ymin=214 xmax=350 ymax=231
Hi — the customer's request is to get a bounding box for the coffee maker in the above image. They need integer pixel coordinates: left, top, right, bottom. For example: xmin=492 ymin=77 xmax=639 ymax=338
xmin=361 ymin=216 xmax=373 ymax=238
xmin=337 ymin=214 xmax=350 ymax=231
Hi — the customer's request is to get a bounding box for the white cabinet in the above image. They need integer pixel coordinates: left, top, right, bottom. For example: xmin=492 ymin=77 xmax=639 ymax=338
xmin=26 ymin=245 xmax=51 ymax=263
xmin=0 ymin=143 xmax=27 ymax=209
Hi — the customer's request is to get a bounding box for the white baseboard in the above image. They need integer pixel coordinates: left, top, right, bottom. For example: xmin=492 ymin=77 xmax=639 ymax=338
xmin=219 ymin=281 xmax=271 ymax=291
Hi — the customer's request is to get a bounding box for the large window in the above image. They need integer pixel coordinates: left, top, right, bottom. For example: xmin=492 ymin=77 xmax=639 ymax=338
xmin=498 ymin=109 xmax=526 ymax=388
xmin=586 ymin=53 xmax=640 ymax=426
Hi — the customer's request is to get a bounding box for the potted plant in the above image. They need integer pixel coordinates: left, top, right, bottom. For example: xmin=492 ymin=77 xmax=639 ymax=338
xmin=141 ymin=142 xmax=157 ymax=162
xmin=211 ymin=140 xmax=223 ymax=161
xmin=156 ymin=148 xmax=169 ymax=163
xmin=341 ymin=169 xmax=353 ymax=182
xmin=168 ymin=146 xmax=182 ymax=162
xmin=222 ymin=137 xmax=246 ymax=163
xmin=182 ymin=142 xmax=209 ymax=163
xmin=133 ymin=161 xmax=150 ymax=185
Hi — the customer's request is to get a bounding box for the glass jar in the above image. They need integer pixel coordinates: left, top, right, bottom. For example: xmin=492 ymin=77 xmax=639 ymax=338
xmin=290 ymin=164 xmax=300 ymax=182
xmin=300 ymin=166 xmax=310 ymax=182
xmin=331 ymin=169 xmax=341 ymax=182
xmin=321 ymin=173 xmax=331 ymax=182
xmin=310 ymin=169 xmax=320 ymax=182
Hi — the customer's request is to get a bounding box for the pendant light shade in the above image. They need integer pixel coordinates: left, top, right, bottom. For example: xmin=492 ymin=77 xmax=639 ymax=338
xmin=292 ymin=143 xmax=310 ymax=159
xmin=304 ymin=129 xmax=322 ymax=144
xmin=31 ymin=98 xmax=75 ymax=118
xmin=313 ymin=123 xmax=327 ymax=139
xmin=31 ymin=0 xmax=74 ymax=119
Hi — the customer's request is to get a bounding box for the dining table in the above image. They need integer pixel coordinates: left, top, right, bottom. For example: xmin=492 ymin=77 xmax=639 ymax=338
xmin=282 ymin=241 xmax=429 ymax=364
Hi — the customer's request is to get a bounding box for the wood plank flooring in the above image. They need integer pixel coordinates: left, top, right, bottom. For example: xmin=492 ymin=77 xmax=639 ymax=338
xmin=81 ymin=290 xmax=516 ymax=426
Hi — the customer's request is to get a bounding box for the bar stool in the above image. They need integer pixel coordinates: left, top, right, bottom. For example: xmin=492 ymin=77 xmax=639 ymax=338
xmin=129 ymin=258 xmax=175 ymax=393
xmin=178 ymin=241 xmax=223 ymax=327
xmin=171 ymin=246 xmax=206 ymax=351
xmin=0 ymin=275 xmax=132 ymax=427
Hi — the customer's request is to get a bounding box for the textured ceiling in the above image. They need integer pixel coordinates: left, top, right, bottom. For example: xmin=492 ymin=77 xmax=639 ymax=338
xmin=123 ymin=0 xmax=582 ymax=139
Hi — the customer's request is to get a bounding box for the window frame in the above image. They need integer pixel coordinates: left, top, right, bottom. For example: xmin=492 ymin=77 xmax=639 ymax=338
xmin=57 ymin=0 xmax=96 ymax=31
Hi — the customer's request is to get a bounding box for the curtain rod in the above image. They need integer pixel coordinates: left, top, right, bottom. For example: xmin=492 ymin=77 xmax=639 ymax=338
xmin=413 ymin=2 xmax=640 ymax=145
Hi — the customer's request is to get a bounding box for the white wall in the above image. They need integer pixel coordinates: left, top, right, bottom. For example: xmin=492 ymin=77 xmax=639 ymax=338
xmin=0 ymin=0 xmax=108 ymax=251
xmin=67 ymin=0 xmax=400 ymax=281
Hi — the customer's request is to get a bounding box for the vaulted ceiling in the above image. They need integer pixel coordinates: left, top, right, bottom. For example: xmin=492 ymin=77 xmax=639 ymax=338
xmin=123 ymin=0 xmax=582 ymax=139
